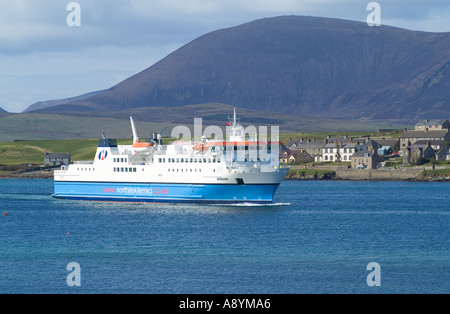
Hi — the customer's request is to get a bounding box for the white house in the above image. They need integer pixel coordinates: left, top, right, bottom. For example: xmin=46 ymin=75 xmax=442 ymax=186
xmin=321 ymin=143 xmax=357 ymax=162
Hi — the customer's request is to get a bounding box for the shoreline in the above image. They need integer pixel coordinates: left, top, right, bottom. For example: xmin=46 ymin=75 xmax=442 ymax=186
xmin=1 ymin=170 xmax=449 ymax=182
xmin=283 ymin=166 xmax=450 ymax=182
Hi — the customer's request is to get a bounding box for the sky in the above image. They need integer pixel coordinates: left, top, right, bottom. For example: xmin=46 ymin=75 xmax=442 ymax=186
xmin=1 ymin=0 xmax=449 ymax=113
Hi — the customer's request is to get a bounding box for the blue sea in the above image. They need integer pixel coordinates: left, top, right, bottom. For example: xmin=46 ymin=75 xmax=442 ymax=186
xmin=0 ymin=179 xmax=448 ymax=294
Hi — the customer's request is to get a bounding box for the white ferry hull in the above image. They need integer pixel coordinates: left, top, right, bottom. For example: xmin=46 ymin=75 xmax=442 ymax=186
xmin=53 ymin=180 xmax=284 ymax=204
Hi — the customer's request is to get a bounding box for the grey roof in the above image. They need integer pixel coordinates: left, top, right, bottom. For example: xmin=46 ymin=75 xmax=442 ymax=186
xmin=324 ymin=142 xmax=357 ymax=148
xmin=45 ymin=153 xmax=70 ymax=158
xmin=352 ymin=151 xmax=377 ymax=157
xmin=376 ymin=139 xmax=399 ymax=147
xmin=415 ymin=119 xmax=449 ymax=126
xmin=413 ymin=140 xmax=444 ymax=145
xmin=399 ymin=130 xmax=449 ymax=138
xmin=297 ymin=141 xmax=325 ymax=149
xmin=437 ymin=147 xmax=450 ymax=155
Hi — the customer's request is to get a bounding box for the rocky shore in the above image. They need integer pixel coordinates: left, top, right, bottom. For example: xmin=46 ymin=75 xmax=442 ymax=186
xmin=285 ymin=166 xmax=450 ymax=182
xmin=0 ymin=170 xmax=54 ymax=179
xmin=1 ymin=168 xmax=449 ymax=182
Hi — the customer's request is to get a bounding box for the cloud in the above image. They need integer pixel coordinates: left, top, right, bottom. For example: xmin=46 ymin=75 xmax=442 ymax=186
xmin=0 ymin=0 xmax=449 ymax=113
xmin=382 ymin=3 xmax=450 ymax=32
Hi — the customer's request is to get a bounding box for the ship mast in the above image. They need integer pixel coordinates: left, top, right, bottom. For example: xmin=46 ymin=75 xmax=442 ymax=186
xmin=130 ymin=116 xmax=139 ymax=143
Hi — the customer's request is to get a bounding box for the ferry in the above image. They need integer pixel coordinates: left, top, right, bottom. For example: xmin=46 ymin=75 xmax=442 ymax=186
xmin=53 ymin=110 xmax=289 ymax=204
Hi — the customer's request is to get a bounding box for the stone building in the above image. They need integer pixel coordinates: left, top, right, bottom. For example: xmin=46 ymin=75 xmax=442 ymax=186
xmin=44 ymin=152 xmax=71 ymax=167
xmin=405 ymin=141 xmax=435 ymax=164
xmin=351 ymin=151 xmax=381 ymax=170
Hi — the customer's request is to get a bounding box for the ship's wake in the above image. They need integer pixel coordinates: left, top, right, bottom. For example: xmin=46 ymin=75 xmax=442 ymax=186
xmin=209 ymin=202 xmax=291 ymax=207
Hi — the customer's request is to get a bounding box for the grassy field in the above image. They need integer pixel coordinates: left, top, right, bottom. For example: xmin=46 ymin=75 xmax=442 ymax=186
xmin=0 ymin=139 xmax=127 ymax=165
xmin=0 ymin=138 xmax=180 ymax=165
xmin=420 ymin=168 xmax=450 ymax=178
xmin=279 ymin=129 xmax=405 ymax=144
xmin=0 ymin=104 xmax=409 ymax=142
xmin=0 ymin=113 xmax=174 ymax=142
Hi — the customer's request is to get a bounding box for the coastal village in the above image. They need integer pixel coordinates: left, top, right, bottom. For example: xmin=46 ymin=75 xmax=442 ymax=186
xmin=281 ymin=118 xmax=450 ymax=181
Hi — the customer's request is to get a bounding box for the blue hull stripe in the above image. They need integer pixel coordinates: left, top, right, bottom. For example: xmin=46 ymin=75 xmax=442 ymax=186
xmin=53 ymin=181 xmax=280 ymax=204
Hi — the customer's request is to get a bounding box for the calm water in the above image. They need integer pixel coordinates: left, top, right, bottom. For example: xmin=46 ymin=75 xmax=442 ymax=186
xmin=0 ymin=179 xmax=448 ymax=294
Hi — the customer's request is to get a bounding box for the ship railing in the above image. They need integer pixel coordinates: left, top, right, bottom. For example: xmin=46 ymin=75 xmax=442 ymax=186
xmin=74 ymin=161 xmax=94 ymax=165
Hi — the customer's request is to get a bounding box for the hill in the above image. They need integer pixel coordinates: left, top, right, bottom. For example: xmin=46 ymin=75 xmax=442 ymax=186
xmin=30 ymin=16 xmax=450 ymax=123
xmin=23 ymin=90 xmax=105 ymax=113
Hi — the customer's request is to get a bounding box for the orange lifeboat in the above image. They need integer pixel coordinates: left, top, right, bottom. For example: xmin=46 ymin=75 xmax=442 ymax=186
xmin=193 ymin=143 xmax=210 ymax=153
xmin=132 ymin=140 xmax=153 ymax=149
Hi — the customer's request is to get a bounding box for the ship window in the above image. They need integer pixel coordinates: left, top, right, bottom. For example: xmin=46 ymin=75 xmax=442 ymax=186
xmin=121 ymin=168 xmax=124 ymax=172
xmin=189 ymin=158 xmax=193 ymax=163
xmin=203 ymin=158 xmax=207 ymax=163
xmin=194 ymin=158 xmax=197 ymax=163
xmin=198 ymin=159 xmax=202 ymax=163
xmin=176 ymin=158 xmax=179 ymax=163
xmin=129 ymin=168 xmax=133 ymax=172
xmin=125 ymin=168 xmax=128 ymax=172
xmin=133 ymin=168 xmax=136 ymax=172
xmin=159 ymin=158 xmax=162 ymax=163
